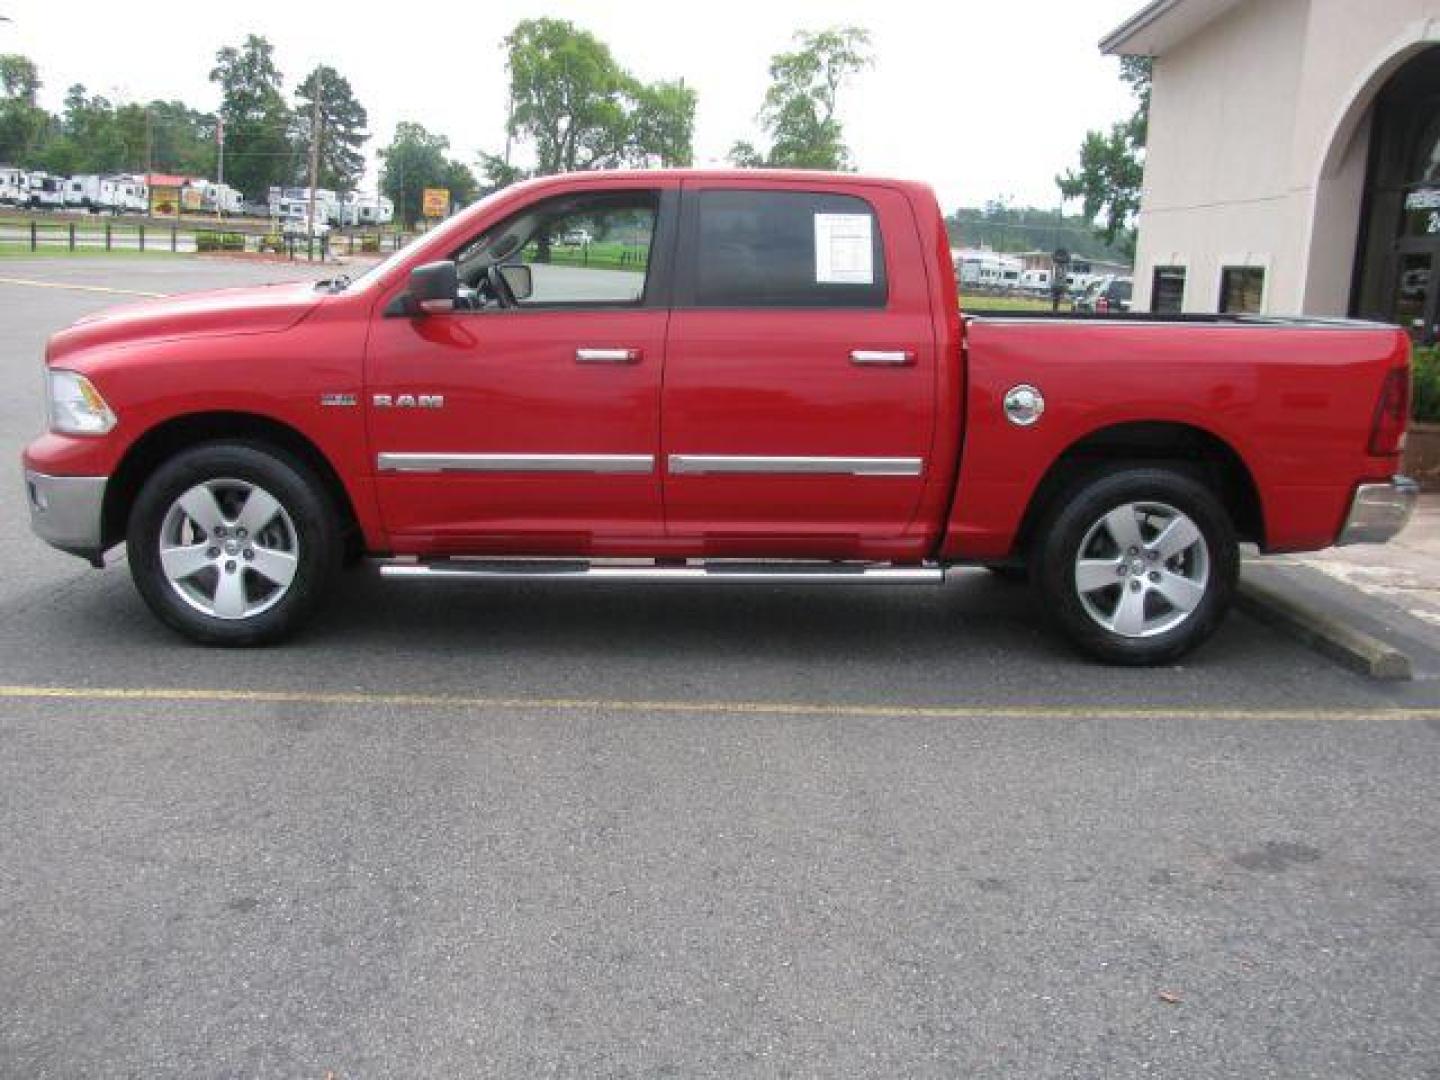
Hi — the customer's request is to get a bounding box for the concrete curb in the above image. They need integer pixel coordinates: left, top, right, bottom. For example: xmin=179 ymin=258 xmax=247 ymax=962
xmin=1237 ymin=578 xmax=1413 ymax=681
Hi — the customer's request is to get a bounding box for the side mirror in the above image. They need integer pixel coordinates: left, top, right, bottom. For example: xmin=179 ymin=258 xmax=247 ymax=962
xmin=408 ymin=260 xmax=459 ymax=314
xmin=498 ymin=263 xmax=533 ymax=302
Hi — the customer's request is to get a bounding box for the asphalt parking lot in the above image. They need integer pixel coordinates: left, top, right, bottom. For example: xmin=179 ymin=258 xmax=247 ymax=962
xmin=1 ymin=257 xmax=1438 ymax=1078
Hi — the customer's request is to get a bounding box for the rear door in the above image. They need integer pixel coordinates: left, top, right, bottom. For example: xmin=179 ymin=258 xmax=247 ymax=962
xmin=661 ymin=180 xmax=938 ymax=558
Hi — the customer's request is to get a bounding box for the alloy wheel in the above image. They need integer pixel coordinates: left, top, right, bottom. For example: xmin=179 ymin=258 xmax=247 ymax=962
xmin=1073 ymin=500 xmax=1210 ymax=638
xmin=157 ymin=478 xmax=300 ymax=620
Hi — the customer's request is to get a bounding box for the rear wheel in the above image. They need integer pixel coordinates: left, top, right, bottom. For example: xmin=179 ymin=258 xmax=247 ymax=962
xmin=1032 ymin=467 xmax=1238 ymax=665
xmin=126 ymin=442 xmax=339 ymax=645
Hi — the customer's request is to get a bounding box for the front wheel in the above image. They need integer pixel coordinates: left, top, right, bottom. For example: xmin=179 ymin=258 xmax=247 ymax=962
xmin=126 ymin=442 xmax=340 ymax=646
xmin=1032 ymin=468 xmax=1239 ymax=665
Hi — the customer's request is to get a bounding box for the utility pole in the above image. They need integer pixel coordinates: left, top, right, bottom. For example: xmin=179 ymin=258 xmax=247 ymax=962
xmin=503 ymin=86 xmax=514 ymax=167
xmin=306 ymin=77 xmax=323 ymax=240
xmin=143 ymin=107 xmax=153 ymax=176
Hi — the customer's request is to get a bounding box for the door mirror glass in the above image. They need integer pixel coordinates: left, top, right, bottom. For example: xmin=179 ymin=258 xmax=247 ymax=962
xmin=409 ymin=260 xmax=458 ymax=313
xmin=498 ymin=263 xmax=533 ymax=301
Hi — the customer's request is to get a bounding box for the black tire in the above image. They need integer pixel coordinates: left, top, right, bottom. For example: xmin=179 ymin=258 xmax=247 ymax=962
xmin=126 ymin=441 xmax=340 ymax=646
xmin=1031 ymin=467 xmax=1238 ymax=666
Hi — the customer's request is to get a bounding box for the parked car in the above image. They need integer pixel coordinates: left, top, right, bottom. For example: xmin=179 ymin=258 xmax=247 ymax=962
xmin=1095 ymin=276 xmax=1134 ymax=313
xmin=1075 ymin=275 xmax=1134 ymax=313
xmin=23 ymin=169 xmax=1419 ymax=664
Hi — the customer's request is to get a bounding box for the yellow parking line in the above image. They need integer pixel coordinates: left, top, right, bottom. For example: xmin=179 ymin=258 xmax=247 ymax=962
xmin=0 ymin=684 xmax=1433 ymax=723
xmin=0 ymin=276 xmax=167 ymax=298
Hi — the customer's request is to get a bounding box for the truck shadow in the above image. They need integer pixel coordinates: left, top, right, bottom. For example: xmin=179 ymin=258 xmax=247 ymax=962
xmin=307 ymin=563 xmax=1264 ymax=673
xmin=13 ymin=559 xmax=1311 ymax=705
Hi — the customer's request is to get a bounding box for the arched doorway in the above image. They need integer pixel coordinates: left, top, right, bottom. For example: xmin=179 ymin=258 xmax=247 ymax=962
xmin=1352 ymin=45 xmax=1440 ymax=343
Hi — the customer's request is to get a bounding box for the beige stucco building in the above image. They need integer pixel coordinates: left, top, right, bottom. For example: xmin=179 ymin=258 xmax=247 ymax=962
xmin=1105 ymin=0 xmax=1440 ymax=340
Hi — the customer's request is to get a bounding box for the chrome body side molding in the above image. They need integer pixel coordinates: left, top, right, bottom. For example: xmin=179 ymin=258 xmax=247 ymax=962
xmin=377 ymin=453 xmax=654 ymax=474
xmin=667 ymin=455 xmax=923 ymax=477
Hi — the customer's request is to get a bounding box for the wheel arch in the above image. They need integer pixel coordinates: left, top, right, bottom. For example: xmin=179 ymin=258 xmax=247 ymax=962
xmin=102 ymin=411 xmax=362 ymax=555
xmin=1013 ymin=420 xmax=1265 ymax=557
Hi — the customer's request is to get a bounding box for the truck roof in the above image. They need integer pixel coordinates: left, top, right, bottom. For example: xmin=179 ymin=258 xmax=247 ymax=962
xmin=510 ymin=168 xmax=939 ymax=200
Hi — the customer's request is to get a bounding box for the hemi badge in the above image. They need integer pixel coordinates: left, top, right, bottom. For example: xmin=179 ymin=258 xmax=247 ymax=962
xmin=320 ymin=393 xmax=357 ymax=407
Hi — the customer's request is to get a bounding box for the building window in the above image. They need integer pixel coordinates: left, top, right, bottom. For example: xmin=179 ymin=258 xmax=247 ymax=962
xmin=1151 ymin=266 xmax=1186 ymax=313
xmin=1219 ymin=266 xmax=1265 ymax=314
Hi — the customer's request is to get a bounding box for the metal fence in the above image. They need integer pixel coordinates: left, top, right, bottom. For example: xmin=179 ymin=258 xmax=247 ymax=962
xmin=0 ymin=219 xmax=413 ymax=261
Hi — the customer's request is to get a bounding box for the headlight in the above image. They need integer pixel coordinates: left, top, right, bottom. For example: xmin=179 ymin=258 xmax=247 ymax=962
xmin=47 ymin=370 xmax=117 ymax=435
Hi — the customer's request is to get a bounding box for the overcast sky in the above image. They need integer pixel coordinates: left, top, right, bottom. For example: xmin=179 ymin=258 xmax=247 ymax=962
xmin=7 ymin=0 xmax=1144 ymax=210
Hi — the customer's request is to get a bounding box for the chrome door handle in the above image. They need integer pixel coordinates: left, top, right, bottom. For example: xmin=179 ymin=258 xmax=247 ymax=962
xmin=576 ymin=347 xmax=641 ymax=364
xmin=850 ymin=349 xmax=914 ymax=366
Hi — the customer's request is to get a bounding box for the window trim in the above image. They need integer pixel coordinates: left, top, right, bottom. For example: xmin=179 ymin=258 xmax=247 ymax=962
xmin=672 ymin=186 xmax=890 ymax=311
xmin=443 ymin=187 xmax=678 ymax=313
xmin=1150 ymin=264 xmax=1188 ymax=314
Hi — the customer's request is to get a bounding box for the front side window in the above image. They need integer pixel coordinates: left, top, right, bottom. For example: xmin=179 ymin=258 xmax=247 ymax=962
xmin=690 ymin=189 xmax=887 ymax=308
xmin=1219 ymin=266 xmax=1264 ymax=314
xmin=454 ymin=190 xmax=658 ymax=307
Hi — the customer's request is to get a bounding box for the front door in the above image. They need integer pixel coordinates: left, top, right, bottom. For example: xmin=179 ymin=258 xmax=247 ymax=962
xmin=661 ymin=181 xmax=939 ymax=558
xmin=366 ymin=183 xmax=676 ymax=554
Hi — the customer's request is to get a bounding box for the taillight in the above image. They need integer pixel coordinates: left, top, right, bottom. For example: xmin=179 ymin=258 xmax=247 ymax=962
xmin=1368 ymin=367 xmax=1411 ymax=456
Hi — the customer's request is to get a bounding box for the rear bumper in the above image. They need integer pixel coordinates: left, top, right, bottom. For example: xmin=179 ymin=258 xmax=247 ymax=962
xmin=24 ymin=469 xmax=107 ymax=565
xmin=1337 ymin=475 xmax=1420 ymax=545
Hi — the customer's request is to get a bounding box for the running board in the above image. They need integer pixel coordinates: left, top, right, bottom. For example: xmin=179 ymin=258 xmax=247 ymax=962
xmin=378 ymin=558 xmax=945 ymax=584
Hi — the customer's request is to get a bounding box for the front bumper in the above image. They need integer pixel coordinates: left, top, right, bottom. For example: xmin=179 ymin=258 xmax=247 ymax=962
xmin=1337 ymin=475 xmax=1420 ymax=545
xmin=24 ymin=469 xmax=107 ymax=565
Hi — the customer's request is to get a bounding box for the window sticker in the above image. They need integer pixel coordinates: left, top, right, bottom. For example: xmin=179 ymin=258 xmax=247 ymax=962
xmin=814 ymin=213 xmax=874 ymax=285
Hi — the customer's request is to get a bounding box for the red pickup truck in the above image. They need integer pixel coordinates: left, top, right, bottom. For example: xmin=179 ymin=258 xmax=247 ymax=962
xmin=24 ymin=169 xmax=1419 ymax=664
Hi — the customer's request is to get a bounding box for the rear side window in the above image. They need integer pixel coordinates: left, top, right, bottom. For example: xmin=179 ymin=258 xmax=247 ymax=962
xmin=690 ymin=190 xmax=887 ymax=308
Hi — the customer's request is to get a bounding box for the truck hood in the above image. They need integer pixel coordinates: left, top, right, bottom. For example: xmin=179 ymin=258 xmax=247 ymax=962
xmin=47 ymin=279 xmax=324 ymax=362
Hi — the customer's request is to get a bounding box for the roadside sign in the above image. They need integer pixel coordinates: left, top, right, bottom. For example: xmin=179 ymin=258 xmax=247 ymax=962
xmin=422 ymin=188 xmax=450 ymax=219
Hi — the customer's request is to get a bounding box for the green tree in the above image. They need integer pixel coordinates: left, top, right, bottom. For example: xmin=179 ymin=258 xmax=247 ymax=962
xmin=475 ymin=150 xmax=528 ymax=194
xmin=137 ymin=100 xmax=218 ymax=175
xmin=1057 ymin=57 xmax=1152 ymax=256
xmin=44 ymin=84 xmax=133 ymax=174
xmin=729 ymin=27 xmax=872 ymax=170
xmin=442 ymin=158 xmax=479 ymax=207
xmin=210 ymin=34 xmax=292 ymax=199
xmin=293 ymin=65 xmax=369 ymax=193
xmin=0 ymin=53 xmax=39 ymax=103
xmin=0 ymin=54 xmax=48 ymax=166
xmin=379 ymin=121 xmax=476 ymax=227
xmin=631 ymin=78 xmax=696 ymax=167
xmin=483 ymin=17 xmax=697 ymax=188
